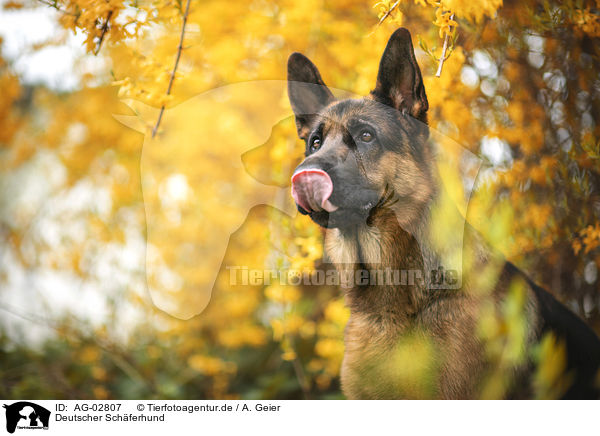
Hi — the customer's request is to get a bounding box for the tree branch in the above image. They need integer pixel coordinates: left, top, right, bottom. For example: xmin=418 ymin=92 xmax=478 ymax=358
xmin=435 ymin=13 xmax=455 ymax=78
xmin=152 ymin=0 xmax=192 ymax=138
xmin=292 ymin=354 xmax=311 ymax=399
xmin=376 ymin=0 xmax=401 ymax=27
xmin=35 ymin=0 xmax=77 ymax=16
xmin=95 ymin=10 xmax=113 ymax=56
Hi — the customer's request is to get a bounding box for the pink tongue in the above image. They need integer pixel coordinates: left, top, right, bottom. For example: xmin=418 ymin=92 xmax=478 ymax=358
xmin=291 ymin=169 xmax=338 ymax=213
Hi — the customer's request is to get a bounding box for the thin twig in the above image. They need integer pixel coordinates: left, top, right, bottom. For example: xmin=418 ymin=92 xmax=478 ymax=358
xmin=151 ymin=0 xmax=192 ymax=138
xmin=435 ymin=13 xmax=455 ymax=78
xmin=292 ymin=355 xmax=311 ymax=400
xmin=35 ymin=0 xmax=77 ymax=16
xmin=376 ymin=0 xmax=401 ymax=27
xmin=94 ymin=10 xmax=113 ymax=56
xmin=0 ymin=303 xmax=152 ymax=391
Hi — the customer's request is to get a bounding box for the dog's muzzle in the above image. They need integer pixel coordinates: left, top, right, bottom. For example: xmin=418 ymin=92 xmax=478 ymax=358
xmin=291 ymin=169 xmax=339 ymax=213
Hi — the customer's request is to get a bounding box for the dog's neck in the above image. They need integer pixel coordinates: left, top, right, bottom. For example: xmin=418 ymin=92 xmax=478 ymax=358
xmin=324 ymin=182 xmax=464 ymax=326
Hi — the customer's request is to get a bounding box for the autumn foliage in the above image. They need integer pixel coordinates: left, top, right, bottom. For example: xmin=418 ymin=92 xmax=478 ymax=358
xmin=1 ymin=0 xmax=599 ymax=399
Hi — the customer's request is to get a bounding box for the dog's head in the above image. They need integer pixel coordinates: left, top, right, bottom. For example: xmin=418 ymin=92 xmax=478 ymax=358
xmin=288 ymin=28 xmax=434 ymax=230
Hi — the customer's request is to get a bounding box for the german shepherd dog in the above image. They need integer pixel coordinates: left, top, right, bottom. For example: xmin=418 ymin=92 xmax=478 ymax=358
xmin=287 ymin=28 xmax=600 ymax=399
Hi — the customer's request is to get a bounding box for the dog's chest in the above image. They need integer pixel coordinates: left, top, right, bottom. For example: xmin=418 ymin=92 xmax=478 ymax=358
xmin=340 ymin=313 xmax=442 ymax=399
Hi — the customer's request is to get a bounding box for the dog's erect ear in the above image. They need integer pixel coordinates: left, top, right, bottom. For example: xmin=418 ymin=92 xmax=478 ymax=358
xmin=370 ymin=28 xmax=428 ymax=122
xmin=287 ymin=53 xmax=335 ymax=140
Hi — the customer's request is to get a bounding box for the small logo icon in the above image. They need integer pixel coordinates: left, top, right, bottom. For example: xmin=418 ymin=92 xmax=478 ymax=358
xmin=2 ymin=402 xmax=50 ymax=434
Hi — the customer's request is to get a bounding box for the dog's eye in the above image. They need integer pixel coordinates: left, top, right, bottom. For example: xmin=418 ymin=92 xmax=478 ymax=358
xmin=360 ymin=130 xmax=374 ymax=142
xmin=310 ymin=136 xmax=322 ymax=151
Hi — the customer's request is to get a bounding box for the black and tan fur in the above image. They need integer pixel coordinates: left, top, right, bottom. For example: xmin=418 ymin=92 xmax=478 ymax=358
xmin=287 ymin=28 xmax=600 ymax=399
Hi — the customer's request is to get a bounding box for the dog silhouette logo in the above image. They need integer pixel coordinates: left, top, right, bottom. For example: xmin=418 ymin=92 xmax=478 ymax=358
xmin=114 ymin=81 xmax=480 ymax=320
xmin=2 ymin=402 xmax=50 ymax=434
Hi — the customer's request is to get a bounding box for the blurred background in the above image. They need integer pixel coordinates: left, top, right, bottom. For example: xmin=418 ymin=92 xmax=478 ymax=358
xmin=0 ymin=0 xmax=599 ymax=399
